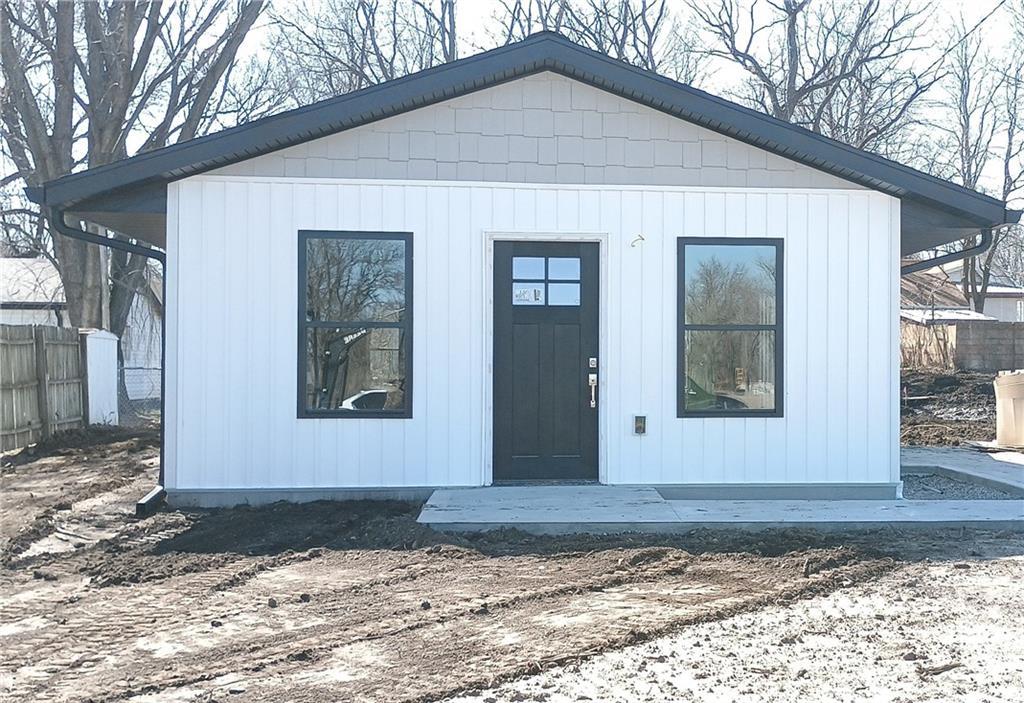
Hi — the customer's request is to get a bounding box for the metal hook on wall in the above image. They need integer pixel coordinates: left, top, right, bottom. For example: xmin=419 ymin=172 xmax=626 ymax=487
xmin=630 ymin=233 xmax=646 ymax=248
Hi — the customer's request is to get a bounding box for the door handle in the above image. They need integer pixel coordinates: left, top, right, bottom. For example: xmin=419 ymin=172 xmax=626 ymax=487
xmin=588 ymin=373 xmax=598 ymax=408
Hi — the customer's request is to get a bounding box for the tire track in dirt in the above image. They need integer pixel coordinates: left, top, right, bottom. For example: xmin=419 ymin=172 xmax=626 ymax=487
xmin=107 ymin=552 xmax=895 ymax=703
xmin=23 ymin=546 xmax=893 ymax=703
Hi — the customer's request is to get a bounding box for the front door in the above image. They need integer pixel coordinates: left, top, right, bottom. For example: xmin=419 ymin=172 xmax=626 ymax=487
xmin=493 ymin=241 xmax=599 ymax=481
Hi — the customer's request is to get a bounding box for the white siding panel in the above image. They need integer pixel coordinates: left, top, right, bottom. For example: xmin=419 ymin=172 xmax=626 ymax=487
xmin=846 ymin=194 xmax=871 ymax=481
xmin=201 ymin=180 xmax=227 ymax=489
xmin=763 ymin=193 xmax=788 ymax=481
xmin=166 ymin=179 xmax=899 ymax=490
xmin=826 ymin=194 xmax=849 ymax=481
xmin=784 ymin=194 xmax=808 ymax=483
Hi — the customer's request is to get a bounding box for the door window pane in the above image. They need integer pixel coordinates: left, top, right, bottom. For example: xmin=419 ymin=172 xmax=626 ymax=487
xmin=513 ymin=282 xmax=546 ymax=305
xmin=305 ymin=328 xmax=407 ymax=411
xmin=683 ymin=330 xmax=775 ymax=412
xmin=547 ymin=282 xmax=581 ymax=306
xmin=683 ymin=244 xmax=776 ymax=325
xmin=547 ymin=257 xmax=581 ymax=280
xmin=512 ymin=256 xmax=545 ymax=280
xmin=306 ymin=237 xmax=407 ymax=322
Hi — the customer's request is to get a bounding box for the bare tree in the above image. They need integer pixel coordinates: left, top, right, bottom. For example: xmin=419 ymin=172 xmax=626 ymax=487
xmin=495 ymin=0 xmax=704 ymax=81
xmin=689 ymin=0 xmax=937 ymax=154
xmin=269 ymin=0 xmax=458 ymax=105
xmin=927 ymin=17 xmax=1024 ymax=313
xmin=0 ymin=0 xmax=266 ymax=334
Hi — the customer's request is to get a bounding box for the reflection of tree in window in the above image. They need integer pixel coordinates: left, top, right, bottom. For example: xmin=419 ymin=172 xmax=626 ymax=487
xmin=685 ymin=254 xmax=775 ymax=326
xmin=301 ymin=235 xmax=410 ymax=414
xmin=681 ymin=242 xmax=780 ymax=414
xmin=306 ymin=238 xmax=406 ymax=322
xmin=309 ymin=328 xmax=405 ymax=410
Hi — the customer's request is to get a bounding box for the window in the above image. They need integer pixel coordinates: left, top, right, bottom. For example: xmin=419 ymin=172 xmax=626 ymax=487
xmin=298 ymin=231 xmax=412 ymax=417
xmin=677 ymin=238 xmax=783 ymax=417
xmin=511 ymin=256 xmax=581 ymax=306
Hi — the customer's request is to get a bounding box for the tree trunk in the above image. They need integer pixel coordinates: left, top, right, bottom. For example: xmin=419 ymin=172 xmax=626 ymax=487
xmin=52 ymin=230 xmax=108 ymax=328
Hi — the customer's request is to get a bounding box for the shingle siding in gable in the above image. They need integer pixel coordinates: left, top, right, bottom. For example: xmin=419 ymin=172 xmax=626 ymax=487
xmin=211 ymin=72 xmax=865 ymax=190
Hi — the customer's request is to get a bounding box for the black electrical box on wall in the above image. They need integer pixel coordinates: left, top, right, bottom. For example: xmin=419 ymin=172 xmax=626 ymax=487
xmin=634 ymin=415 xmax=646 ymax=435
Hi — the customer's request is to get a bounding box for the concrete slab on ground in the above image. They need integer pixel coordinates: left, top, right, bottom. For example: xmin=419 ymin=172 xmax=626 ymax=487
xmin=902 ymin=447 xmax=1024 ymax=496
xmin=418 ymin=486 xmax=1024 ymax=534
xmin=420 ymin=485 xmax=680 ymax=528
xmin=666 ymin=499 xmax=1024 ymax=531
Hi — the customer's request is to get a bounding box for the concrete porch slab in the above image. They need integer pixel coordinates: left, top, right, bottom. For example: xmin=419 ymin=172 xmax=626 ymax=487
xmin=420 ymin=485 xmax=680 ymax=527
xmin=666 ymin=499 xmax=1024 ymax=531
xmin=902 ymin=447 xmax=1024 ymax=496
xmin=418 ymin=486 xmax=1024 ymax=534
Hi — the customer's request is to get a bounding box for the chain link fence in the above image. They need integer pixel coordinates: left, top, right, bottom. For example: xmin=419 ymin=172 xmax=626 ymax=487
xmin=118 ymin=364 xmax=161 ymax=426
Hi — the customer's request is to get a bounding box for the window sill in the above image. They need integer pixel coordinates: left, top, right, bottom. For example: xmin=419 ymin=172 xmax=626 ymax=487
xmin=297 ymin=410 xmax=413 ymax=419
xmin=677 ymin=411 xmax=784 ymax=419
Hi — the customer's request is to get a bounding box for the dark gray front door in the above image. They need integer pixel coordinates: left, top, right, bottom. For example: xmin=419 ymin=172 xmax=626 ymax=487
xmin=493 ymin=241 xmax=599 ymax=482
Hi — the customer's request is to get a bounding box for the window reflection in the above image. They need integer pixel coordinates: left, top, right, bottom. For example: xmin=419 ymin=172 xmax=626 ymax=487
xmin=306 ymin=238 xmax=406 ymax=322
xmin=300 ymin=232 xmax=411 ymax=416
xmin=679 ymin=239 xmax=782 ymax=416
xmin=684 ymin=330 xmax=775 ymax=411
xmin=306 ymin=328 xmax=407 ymax=411
xmin=684 ymin=244 xmax=776 ymax=325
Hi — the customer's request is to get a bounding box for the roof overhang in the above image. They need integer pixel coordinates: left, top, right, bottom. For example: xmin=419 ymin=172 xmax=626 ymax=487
xmin=25 ymin=32 xmax=1020 ymax=254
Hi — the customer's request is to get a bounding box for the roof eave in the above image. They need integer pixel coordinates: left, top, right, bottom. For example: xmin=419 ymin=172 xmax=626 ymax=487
xmin=26 ymin=32 xmax=1017 ymax=238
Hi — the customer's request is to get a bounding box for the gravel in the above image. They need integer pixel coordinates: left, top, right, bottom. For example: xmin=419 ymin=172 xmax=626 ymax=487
xmin=901 ymin=472 xmax=1019 ymax=500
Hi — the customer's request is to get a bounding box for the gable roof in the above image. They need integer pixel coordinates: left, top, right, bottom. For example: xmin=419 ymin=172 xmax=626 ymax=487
xmin=26 ymin=31 xmax=1019 ymax=253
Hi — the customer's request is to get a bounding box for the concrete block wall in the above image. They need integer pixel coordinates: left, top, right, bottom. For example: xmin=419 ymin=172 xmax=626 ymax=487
xmin=953 ymin=321 xmax=1024 ymax=372
xmin=212 ymin=72 xmax=863 ymax=190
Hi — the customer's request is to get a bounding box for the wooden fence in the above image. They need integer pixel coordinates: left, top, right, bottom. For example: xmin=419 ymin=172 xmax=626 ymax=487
xmin=0 ymin=325 xmax=85 ymax=451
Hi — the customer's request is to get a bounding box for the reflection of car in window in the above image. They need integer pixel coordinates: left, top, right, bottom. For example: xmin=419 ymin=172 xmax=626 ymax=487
xmin=684 ymin=376 xmax=748 ymax=411
xmin=340 ymin=389 xmax=389 ymax=411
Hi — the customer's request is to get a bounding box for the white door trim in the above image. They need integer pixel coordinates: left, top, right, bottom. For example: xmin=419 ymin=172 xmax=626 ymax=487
xmin=482 ymin=230 xmax=610 ymax=485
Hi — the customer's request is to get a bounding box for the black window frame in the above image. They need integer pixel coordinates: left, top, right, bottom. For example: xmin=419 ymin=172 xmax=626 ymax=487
xmin=677 ymin=236 xmax=784 ymax=419
xmin=297 ymin=230 xmax=414 ymax=419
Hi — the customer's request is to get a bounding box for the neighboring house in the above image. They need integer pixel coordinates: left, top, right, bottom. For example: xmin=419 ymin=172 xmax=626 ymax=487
xmin=27 ymin=33 xmax=1020 ymax=506
xmin=0 ymin=257 xmax=66 ymax=326
xmin=0 ymin=257 xmax=162 ymax=401
xmin=937 ymin=260 xmax=1024 ymax=323
xmin=900 ymin=263 xmax=996 ymax=324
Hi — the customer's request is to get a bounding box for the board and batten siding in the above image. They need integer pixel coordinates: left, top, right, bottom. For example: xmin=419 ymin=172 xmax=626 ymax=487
xmin=165 ymin=177 xmax=899 ymax=491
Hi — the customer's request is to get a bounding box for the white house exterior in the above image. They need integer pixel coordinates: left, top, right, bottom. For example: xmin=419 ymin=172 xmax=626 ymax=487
xmin=27 ymin=34 xmax=1020 ymax=506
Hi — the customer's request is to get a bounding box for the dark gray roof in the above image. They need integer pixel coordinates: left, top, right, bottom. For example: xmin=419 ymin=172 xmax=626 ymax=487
xmin=26 ymin=31 xmax=1019 ymax=252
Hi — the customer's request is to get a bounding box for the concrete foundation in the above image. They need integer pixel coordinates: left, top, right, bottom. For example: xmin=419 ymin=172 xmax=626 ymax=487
xmin=417 ymin=485 xmax=1024 ymax=534
xmin=166 ymin=486 xmax=436 ymax=508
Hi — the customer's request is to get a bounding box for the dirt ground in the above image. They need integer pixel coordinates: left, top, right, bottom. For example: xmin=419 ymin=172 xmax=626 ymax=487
xmin=446 ymin=545 xmax=1024 ymax=703
xmin=1 ymin=429 xmax=1022 ymax=703
xmin=901 ymin=369 xmax=997 ymax=446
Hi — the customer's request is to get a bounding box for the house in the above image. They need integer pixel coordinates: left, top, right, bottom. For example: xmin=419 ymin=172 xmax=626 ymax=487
xmin=936 ymin=260 xmax=1024 ymax=323
xmin=0 ymin=257 xmax=66 ymax=326
xmin=0 ymin=257 xmax=163 ymax=402
xmin=899 ymin=263 xmax=996 ymax=324
xmin=26 ymin=34 xmax=1019 ymax=506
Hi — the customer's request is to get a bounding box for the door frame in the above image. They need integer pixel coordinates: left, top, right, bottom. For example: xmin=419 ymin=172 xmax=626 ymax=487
xmin=483 ymin=231 xmax=609 ymax=485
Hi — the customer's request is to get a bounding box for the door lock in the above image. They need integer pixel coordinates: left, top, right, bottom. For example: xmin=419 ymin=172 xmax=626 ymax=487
xmin=588 ymin=373 xmax=598 ymax=408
